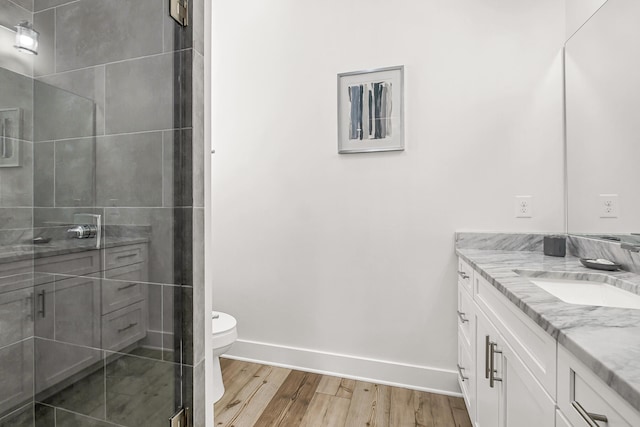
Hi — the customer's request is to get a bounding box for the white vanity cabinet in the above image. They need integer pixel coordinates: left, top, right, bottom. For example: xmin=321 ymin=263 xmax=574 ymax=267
xmin=475 ymin=308 xmax=555 ymax=427
xmin=458 ymin=256 xmax=640 ymax=427
xmin=557 ymin=345 xmax=640 ymax=427
xmin=458 ymin=258 xmax=555 ymax=427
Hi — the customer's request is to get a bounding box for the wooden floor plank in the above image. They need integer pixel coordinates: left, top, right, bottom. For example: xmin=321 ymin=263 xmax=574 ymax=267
xmin=214 ymin=360 xmax=263 ymax=416
xmin=430 ymin=393 xmax=455 ymax=427
xmin=316 ymin=375 xmax=341 ymax=396
xmin=216 ymin=360 xmax=471 ymax=427
xmin=299 ymin=393 xmax=350 ymax=427
xmin=215 ymin=364 xmax=291 ymax=427
xmin=343 ymin=381 xmax=391 ymax=426
xmin=389 ymin=387 xmax=418 ymax=426
xmin=335 ymin=378 xmax=356 ymax=399
xmin=448 ymin=396 xmax=473 ymax=427
xmin=252 ymin=370 xmax=321 ymax=427
xmin=414 ymin=390 xmax=435 ymax=427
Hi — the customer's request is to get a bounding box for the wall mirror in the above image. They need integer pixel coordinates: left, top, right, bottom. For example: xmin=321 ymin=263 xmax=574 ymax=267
xmin=565 ymin=0 xmax=640 ymax=243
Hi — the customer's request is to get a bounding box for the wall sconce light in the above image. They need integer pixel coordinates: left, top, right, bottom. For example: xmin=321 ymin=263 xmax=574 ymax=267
xmin=14 ymin=21 xmax=39 ymax=55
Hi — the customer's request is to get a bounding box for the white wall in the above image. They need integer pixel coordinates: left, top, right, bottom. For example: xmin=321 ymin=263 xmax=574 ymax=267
xmin=211 ymin=0 xmax=565 ymax=393
xmin=565 ymin=0 xmax=607 ymax=40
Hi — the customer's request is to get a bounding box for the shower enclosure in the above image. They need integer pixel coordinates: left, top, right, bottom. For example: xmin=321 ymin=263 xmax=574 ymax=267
xmin=0 ymin=0 xmax=206 ymax=425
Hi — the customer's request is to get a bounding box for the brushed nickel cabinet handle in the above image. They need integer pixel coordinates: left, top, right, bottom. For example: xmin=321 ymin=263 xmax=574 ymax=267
xmin=485 ymin=335 xmax=491 ymax=379
xmin=116 ymin=253 xmax=137 ymax=260
xmin=489 ymin=342 xmax=502 ymax=388
xmin=457 ymin=364 xmax=469 ymax=382
xmin=117 ymin=283 xmax=137 ymax=291
xmin=118 ymin=322 xmax=138 ymax=333
xmin=38 ymin=290 xmax=46 ymax=318
xmin=571 ymin=401 xmax=608 ymax=426
xmin=457 ymin=310 xmax=469 ymax=323
xmin=458 ymin=271 xmax=469 ymax=280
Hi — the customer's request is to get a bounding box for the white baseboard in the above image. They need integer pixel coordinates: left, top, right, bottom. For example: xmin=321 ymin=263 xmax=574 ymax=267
xmin=224 ymin=339 xmax=461 ymax=397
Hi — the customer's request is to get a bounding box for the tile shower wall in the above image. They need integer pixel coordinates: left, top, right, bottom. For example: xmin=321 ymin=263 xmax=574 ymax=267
xmin=0 ymin=1 xmax=36 ymax=424
xmin=0 ymin=0 xmax=205 ymax=425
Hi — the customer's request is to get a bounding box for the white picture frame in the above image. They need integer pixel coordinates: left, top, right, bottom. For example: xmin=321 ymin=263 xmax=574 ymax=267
xmin=337 ymin=66 xmax=404 ymax=154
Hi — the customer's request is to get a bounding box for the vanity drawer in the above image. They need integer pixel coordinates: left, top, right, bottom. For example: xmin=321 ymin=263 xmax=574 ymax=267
xmin=105 ymin=244 xmax=147 ymax=270
xmin=474 ymin=273 xmax=557 ymax=398
xmin=102 ymin=301 xmax=147 ymax=352
xmin=457 ymin=330 xmax=475 ymax=421
xmin=457 ymin=258 xmax=474 ymax=295
xmin=102 ymin=264 xmax=147 ymax=314
xmin=35 ymin=250 xmax=100 ymax=277
xmin=457 ymin=283 xmax=475 ymax=351
xmin=558 ymin=345 xmax=640 ymax=427
xmin=0 ymin=258 xmax=32 ymax=280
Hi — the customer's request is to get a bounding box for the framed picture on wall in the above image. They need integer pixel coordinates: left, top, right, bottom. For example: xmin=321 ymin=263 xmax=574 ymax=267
xmin=337 ymin=66 xmax=404 ymax=154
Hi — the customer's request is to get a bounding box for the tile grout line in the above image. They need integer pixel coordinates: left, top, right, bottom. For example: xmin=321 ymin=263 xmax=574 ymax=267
xmin=35 ymin=0 xmax=80 ymax=14
xmin=36 ymin=48 xmax=194 ymax=79
xmin=53 ymin=6 xmax=56 ymax=75
xmin=103 ymin=349 xmax=107 ymax=421
xmin=6 ymin=0 xmax=32 ymax=14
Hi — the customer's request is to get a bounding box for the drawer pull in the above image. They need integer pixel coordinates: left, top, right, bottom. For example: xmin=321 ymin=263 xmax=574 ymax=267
xmin=117 ymin=283 xmax=137 ymax=291
xmin=458 ymin=271 xmax=469 ymax=280
xmin=485 ymin=335 xmax=491 ymax=379
xmin=116 ymin=253 xmax=137 ymax=260
xmin=118 ymin=322 xmax=138 ymax=333
xmin=457 ymin=364 xmax=469 ymax=382
xmin=571 ymin=401 xmax=608 ymax=426
xmin=38 ymin=290 xmax=46 ymax=318
xmin=457 ymin=310 xmax=469 ymax=323
xmin=489 ymin=341 xmax=502 ymax=388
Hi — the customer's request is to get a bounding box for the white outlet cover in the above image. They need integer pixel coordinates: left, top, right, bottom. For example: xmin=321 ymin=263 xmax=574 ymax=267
xmin=599 ymin=194 xmax=619 ymax=218
xmin=515 ymin=195 xmax=533 ymax=218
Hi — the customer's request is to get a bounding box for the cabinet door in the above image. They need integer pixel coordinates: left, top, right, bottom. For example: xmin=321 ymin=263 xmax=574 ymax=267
xmin=476 ymin=311 xmax=501 ymax=427
xmin=556 ymin=410 xmax=573 ymax=427
xmin=458 ymin=332 xmax=475 ymax=423
xmin=55 ymin=275 xmax=101 ymax=348
xmin=0 ymin=285 xmax=34 ymax=414
xmin=502 ymin=341 xmax=555 ymax=427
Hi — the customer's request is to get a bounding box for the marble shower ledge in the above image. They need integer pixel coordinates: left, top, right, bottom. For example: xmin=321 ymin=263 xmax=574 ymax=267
xmin=456 ymin=248 xmax=640 ymax=413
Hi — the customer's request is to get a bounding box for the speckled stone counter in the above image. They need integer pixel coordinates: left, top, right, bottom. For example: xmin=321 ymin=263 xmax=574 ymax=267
xmin=455 ymin=247 xmax=640 ymax=413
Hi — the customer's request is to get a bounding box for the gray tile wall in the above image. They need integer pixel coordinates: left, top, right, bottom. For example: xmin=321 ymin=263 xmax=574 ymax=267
xmin=0 ymin=37 xmax=36 ymax=422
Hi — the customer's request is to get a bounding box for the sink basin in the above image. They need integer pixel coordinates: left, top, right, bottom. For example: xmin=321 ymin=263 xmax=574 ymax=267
xmin=526 ymin=277 xmax=640 ymax=309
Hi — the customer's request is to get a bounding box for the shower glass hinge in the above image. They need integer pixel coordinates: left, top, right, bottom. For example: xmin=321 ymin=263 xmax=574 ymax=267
xmin=170 ymin=0 xmax=188 ymax=27
xmin=169 ymin=407 xmax=190 ymax=427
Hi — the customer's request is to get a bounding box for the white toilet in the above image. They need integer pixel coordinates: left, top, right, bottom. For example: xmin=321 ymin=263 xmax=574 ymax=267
xmin=212 ymin=311 xmax=238 ymax=403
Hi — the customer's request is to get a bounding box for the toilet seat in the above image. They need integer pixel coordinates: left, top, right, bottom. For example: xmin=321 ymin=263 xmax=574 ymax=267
xmin=212 ymin=311 xmax=236 ymax=335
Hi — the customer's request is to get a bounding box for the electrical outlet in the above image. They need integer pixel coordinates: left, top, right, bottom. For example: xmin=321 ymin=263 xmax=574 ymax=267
xmin=515 ymin=196 xmax=533 ymax=218
xmin=599 ymin=194 xmax=619 ymax=218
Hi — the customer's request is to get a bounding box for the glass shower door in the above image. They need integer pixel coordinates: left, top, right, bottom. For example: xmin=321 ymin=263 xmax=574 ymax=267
xmin=0 ymin=0 xmax=196 ymax=426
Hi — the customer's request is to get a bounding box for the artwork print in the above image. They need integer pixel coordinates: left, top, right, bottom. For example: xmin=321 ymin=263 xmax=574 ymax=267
xmin=338 ymin=66 xmax=404 ymax=154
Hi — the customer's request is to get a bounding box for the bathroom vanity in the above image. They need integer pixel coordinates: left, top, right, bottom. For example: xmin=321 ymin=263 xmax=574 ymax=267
xmin=0 ymin=238 xmax=149 ymax=413
xmin=456 ymin=237 xmax=640 ymax=427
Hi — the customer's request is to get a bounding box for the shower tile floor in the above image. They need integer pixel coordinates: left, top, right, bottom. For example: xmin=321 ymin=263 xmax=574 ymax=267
xmin=0 ymin=347 xmax=181 ymax=427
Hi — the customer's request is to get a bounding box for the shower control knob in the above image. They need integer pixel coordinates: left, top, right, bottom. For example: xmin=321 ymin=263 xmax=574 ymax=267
xmin=67 ymin=224 xmax=98 ymax=239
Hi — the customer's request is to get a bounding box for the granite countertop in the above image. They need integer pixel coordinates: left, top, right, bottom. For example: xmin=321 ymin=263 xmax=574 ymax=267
xmin=0 ymin=236 xmax=149 ymax=264
xmin=456 ymin=248 xmax=640 ymax=413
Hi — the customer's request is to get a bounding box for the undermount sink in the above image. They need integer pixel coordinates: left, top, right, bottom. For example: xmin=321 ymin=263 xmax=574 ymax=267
xmin=516 ymin=272 xmax=640 ymax=309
